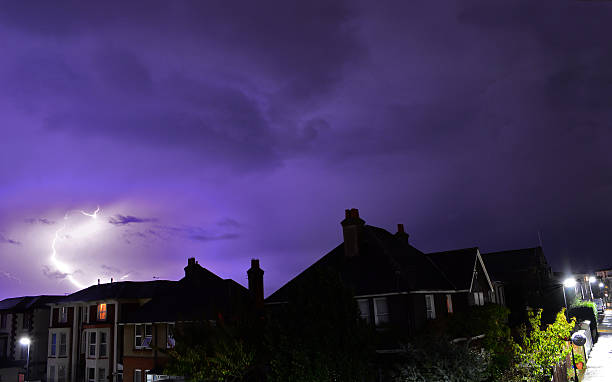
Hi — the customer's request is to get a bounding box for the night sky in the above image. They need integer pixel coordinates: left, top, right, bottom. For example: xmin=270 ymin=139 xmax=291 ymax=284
xmin=2 ymin=1 xmax=612 ymax=299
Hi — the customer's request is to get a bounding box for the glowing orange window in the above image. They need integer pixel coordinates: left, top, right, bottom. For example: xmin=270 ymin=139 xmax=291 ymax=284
xmin=97 ymin=303 xmax=107 ymax=321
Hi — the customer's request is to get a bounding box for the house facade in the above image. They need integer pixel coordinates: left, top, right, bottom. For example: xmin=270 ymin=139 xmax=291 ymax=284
xmin=46 ymin=258 xmax=260 ymax=382
xmin=266 ymin=209 xmax=499 ymax=340
xmin=0 ymin=296 xmax=61 ymax=382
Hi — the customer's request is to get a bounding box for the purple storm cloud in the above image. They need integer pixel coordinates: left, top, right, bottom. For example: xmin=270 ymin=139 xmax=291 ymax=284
xmin=1 ymin=0 xmax=612 ymax=299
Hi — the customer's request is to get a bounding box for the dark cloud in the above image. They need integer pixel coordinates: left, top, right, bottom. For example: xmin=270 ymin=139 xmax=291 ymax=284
xmin=155 ymin=225 xmax=240 ymax=242
xmin=24 ymin=218 xmax=56 ymax=225
xmin=0 ymin=233 xmax=21 ymax=245
xmin=216 ymin=218 xmax=241 ymax=228
xmin=42 ymin=266 xmax=69 ymax=280
xmin=108 ymin=215 xmax=157 ymax=226
xmin=101 ymin=264 xmax=121 ymax=274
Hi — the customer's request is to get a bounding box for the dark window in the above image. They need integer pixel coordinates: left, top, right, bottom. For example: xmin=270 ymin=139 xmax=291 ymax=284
xmin=59 ymin=333 xmax=67 ymax=356
xmin=50 ymin=333 xmax=57 ymax=356
xmin=0 ymin=314 xmax=6 ymax=329
xmin=99 ymin=332 xmax=107 ymax=357
xmin=373 ymin=298 xmax=390 ymax=325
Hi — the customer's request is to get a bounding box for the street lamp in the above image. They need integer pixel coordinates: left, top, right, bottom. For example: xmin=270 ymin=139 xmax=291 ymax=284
xmin=588 ymin=276 xmax=596 ymax=300
xmin=19 ymin=337 xmax=30 ymax=381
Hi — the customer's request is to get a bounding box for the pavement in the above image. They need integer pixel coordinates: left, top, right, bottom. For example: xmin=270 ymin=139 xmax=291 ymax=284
xmin=582 ymin=309 xmax=612 ymax=382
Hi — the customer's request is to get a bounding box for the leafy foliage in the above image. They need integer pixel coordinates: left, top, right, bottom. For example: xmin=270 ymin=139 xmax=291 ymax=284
xmin=389 ymin=340 xmax=491 ymax=382
xmin=163 ymin=321 xmax=256 ymax=382
xmin=512 ymin=309 xmax=575 ymax=381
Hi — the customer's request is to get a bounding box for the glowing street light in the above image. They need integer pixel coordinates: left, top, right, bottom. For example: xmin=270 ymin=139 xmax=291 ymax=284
xmin=19 ymin=337 xmax=30 ymax=381
xmin=563 ymin=278 xmax=576 ymax=288
xmin=600 ymin=282 xmax=605 ymax=288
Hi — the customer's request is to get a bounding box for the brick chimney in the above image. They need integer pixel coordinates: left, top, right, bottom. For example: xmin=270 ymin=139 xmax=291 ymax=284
xmin=395 ymin=223 xmax=409 ymax=244
xmin=247 ymin=259 xmax=264 ymax=310
xmin=341 ymin=208 xmax=365 ymax=257
xmin=184 ymin=257 xmax=199 ymax=279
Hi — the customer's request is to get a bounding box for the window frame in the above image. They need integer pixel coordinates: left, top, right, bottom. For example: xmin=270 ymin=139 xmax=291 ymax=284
xmin=49 ymin=365 xmax=55 ymax=382
xmin=425 ymin=294 xmax=436 ymax=320
xmin=50 ymin=333 xmax=57 ymax=356
xmin=97 ymin=368 xmax=106 ymax=382
xmin=88 ymin=368 xmax=95 ymax=382
xmin=58 ymin=365 xmax=66 ymax=382
xmin=59 ymin=307 xmax=68 ymax=323
xmin=373 ymin=297 xmax=390 ymax=326
xmin=135 ymin=324 xmax=153 ymax=349
xmin=356 ymin=299 xmax=371 ymax=324
xmin=59 ymin=333 xmax=67 ymax=357
xmin=134 ymin=369 xmax=142 ymax=382
xmin=97 ymin=303 xmax=107 ymax=321
xmin=99 ymin=331 xmax=107 ymax=357
xmin=89 ymin=331 xmax=97 ymax=357
xmin=166 ymin=324 xmax=175 ymax=349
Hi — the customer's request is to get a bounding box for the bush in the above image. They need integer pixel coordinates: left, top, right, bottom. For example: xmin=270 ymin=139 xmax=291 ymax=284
xmin=570 ymin=299 xmax=597 ymax=318
xmin=389 ymin=340 xmax=491 ymax=382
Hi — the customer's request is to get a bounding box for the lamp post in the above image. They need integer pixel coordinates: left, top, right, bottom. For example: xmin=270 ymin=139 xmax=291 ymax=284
xmin=562 ymin=278 xmax=580 ymax=382
xmin=588 ymin=276 xmax=596 ymax=301
xmin=19 ymin=337 xmax=30 ymax=381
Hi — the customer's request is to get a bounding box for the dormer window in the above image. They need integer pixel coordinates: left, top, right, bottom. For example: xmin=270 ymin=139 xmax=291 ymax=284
xmin=97 ymin=304 xmax=107 ymax=321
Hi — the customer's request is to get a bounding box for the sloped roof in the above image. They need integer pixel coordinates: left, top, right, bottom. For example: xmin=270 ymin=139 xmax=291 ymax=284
xmin=266 ymin=225 xmax=456 ymax=303
xmin=0 ymin=295 xmax=63 ymax=312
xmin=482 ymin=246 xmax=545 ymax=282
xmin=426 ymin=248 xmax=479 ymax=290
xmin=121 ymin=278 xmax=250 ymax=323
xmin=58 ymin=280 xmax=177 ymax=303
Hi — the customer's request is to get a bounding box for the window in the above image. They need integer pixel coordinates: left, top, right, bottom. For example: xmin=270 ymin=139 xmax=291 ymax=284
xmin=0 ymin=337 xmax=7 ymax=359
xmin=373 ymin=298 xmax=390 ymax=325
xmin=357 ymin=299 xmax=371 ymax=324
xmin=89 ymin=332 xmax=97 ymax=357
xmin=0 ymin=313 xmax=6 ymax=329
xmin=134 ymin=370 xmax=142 ymax=382
xmin=145 ymin=371 xmax=151 ymax=382
xmin=22 ymin=313 xmax=32 ymax=330
xmin=59 ymin=333 xmax=67 ymax=356
xmin=49 ymin=366 xmax=55 ymax=382
xmin=99 ymin=332 xmax=107 ymax=357
xmin=135 ymin=324 xmax=152 ymax=349
xmin=166 ymin=324 xmax=175 ymax=349
xmin=58 ymin=366 xmax=66 ymax=382
xmin=446 ymin=294 xmax=453 ymax=314
xmin=50 ymin=333 xmax=57 ymax=356
xmin=471 ymin=292 xmax=484 ymax=306
xmin=88 ymin=368 xmax=95 ymax=382
xmin=425 ymin=294 xmax=436 ymax=319
xmin=97 ymin=368 xmax=106 ymax=382
xmin=97 ymin=304 xmax=107 ymax=321
xmin=59 ymin=307 xmax=68 ymax=323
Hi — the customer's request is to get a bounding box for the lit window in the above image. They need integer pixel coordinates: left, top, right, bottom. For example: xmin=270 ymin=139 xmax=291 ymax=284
xmin=373 ymin=298 xmax=390 ymax=325
xmin=97 ymin=304 xmax=107 ymax=321
xmin=99 ymin=332 xmax=107 ymax=357
xmin=446 ymin=294 xmax=453 ymax=314
xmin=89 ymin=332 xmax=97 ymax=357
xmin=425 ymin=294 xmax=436 ymax=319
xmin=357 ymin=299 xmax=371 ymax=324
xmin=50 ymin=333 xmax=57 ymax=356
xmin=59 ymin=333 xmax=67 ymax=357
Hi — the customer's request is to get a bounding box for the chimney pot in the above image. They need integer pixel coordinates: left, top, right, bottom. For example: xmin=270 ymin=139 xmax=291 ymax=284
xmin=397 ymin=224 xmax=404 ymax=233
xmin=98 ymin=279 xmax=100 ymax=285
xmin=247 ymin=259 xmax=264 ymax=312
xmin=188 ymin=257 xmax=196 ymax=266
xmin=110 ymin=278 xmax=113 ymax=283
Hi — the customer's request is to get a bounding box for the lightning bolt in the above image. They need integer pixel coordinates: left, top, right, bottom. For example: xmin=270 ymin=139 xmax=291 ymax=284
xmin=50 ymin=206 xmax=101 ymax=289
